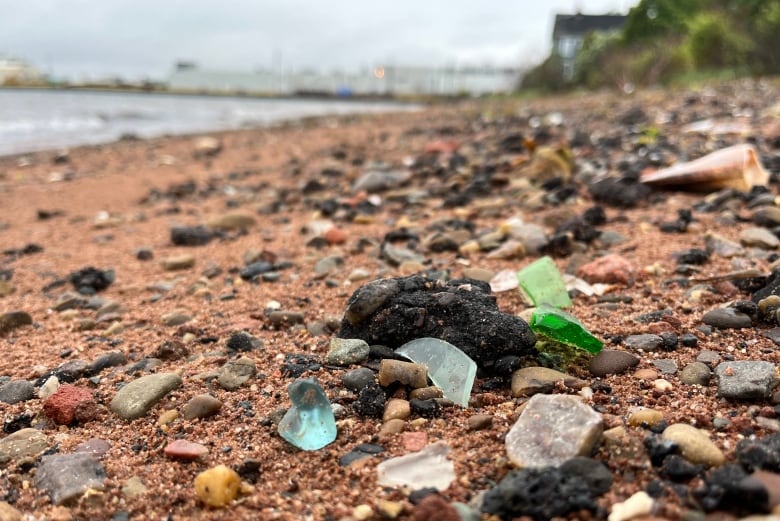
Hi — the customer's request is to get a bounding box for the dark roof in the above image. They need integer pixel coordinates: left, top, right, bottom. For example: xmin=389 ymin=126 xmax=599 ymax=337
xmin=553 ymin=14 xmax=627 ymax=39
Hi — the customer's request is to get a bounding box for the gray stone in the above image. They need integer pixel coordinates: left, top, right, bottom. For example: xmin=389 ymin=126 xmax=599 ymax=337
xmin=0 ymin=310 xmax=32 ymax=335
xmin=110 ymin=373 xmax=182 ymax=420
xmin=268 ymin=310 xmax=305 ymax=327
xmin=182 ymin=393 xmax=223 ymax=420
xmin=589 ymin=349 xmax=640 ymax=377
xmin=704 ymin=232 xmax=745 ymax=258
xmin=217 ymin=356 xmax=256 ymax=390
xmin=652 ymin=359 xmax=678 ymax=375
xmin=506 ymin=223 xmax=548 ymax=255
xmin=352 ymin=169 xmax=410 ymax=193
xmin=624 ymin=334 xmax=664 ymax=352
xmin=753 ymin=206 xmax=780 ymax=227
xmin=702 ymin=308 xmax=752 ymax=329
xmin=35 ymin=452 xmax=106 ymax=505
xmin=161 ymin=254 xmax=195 ymax=271
xmin=160 ymin=311 xmax=192 ymax=326
xmin=326 ymin=337 xmax=370 ymax=366
xmin=505 ymin=394 xmax=603 ymax=468
xmin=696 ymin=350 xmax=721 ymax=366
xmin=0 ymin=379 xmax=35 ymax=404
xmin=0 ymin=428 xmax=49 ymax=465
xmin=715 ymin=361 xmax=776 ymax=400
xmin=342 ymin=367 xmax=376 ymax=392
xmin=314 ymin=256 xmax=343 ymax=277
xmin=740 ymin=227 xmax=780 ymax=249
xmin=680 ymin=362 xmax=712 ymax=386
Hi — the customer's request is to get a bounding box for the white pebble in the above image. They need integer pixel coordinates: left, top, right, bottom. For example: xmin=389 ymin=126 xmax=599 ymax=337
xmin=608 ymin=491 xmax=653 ymax=521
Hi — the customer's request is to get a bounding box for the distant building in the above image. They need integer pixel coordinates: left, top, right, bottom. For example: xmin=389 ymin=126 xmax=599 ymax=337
xmin=0 ymin=55 xmax=45 ymax=85
xmin=552 ymin=13 xmax=627 ymax=80
xmin=168 ymin=62 xmax=520 ymax=97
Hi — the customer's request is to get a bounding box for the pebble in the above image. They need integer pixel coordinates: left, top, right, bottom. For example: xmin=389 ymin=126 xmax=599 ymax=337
xmin=217 ymin=356 xmax=257 ymax=390
xmin=135 ymin=247 xmax=154 ymax=261
xmin=715 ymin=360 xmax=776 ymax=399
xmin=409 ymin=386 xmax=443 ymax=401
xmin=680 ymin=362 xmax=712 ymax=386
xmin=121 ymin=476 xmax=148 ymax=498
xmin=0 ymin=280 xmax=15 ymax=297
xmin=110 ymin=373 xmax=183 ymax=420
xmin=162 ymin=254 xmax=195 ymax=271
xmin=378 ymin=359 xmax=428 ymax=388
xmin=627 ymin=408 xmax=665 ymax=428
xmin=379 ymin=418 xmax=405 ymax=436
xmin=342 ymin=367 xmax=376 ymax=392
xmin=702 ymin=307 xmax=752 ymax=329
xmin=38 ymin=375 xmax=60 ymax=400
xmin=193 ymin=136 xmax=222 ymax=157
xmin=662 ymin=423 xmax=725 ymax=467
xmin=170 ymin=225 xmax=213 ymax=246
xmin=467 ymin=414 xmax=493 ymax=431
xmin=160 ymin=311 xmax=192 ymax=326
xmin=226 ymin=331 xmax=262 ymax=352
xmin=653 ymin=378 xmax=673 ymax=393
xmin=510 ymin=366 xmax=587 ymax=397
xmin=43 ymin=384 xmax=97 ymax=425
xmin=383 ymin=398 xmax=411 ymax=422
xmin=0 ymin=502 xmax=22 ymax=521
xmin=462 ymin=267 xmax=495 ymax=282
xmin=74 ymin=438 xmax=112 ymax=457
xmin=268 ymin=310 xmax=305 ymax=326
xmin=314 ymin=255 xmax=343 ymax=276
xmin=0 ymin=379 xmax=35 ymax=404
xmin=326 ymin=337 xmax=370 ymax=366
xmin=608 ymin=491 xmax=653 ymax=521
xmin=0 ymin=310 xmax=33 ymax=335
xmin=696 ymin=350 xmax=721 ymax=366
xmin=35 ymin=452 xmax=106 ymax=505
xmin=740 ymin=226 xmax=779 ymax=249
xmin=589 ymin=350 xmax=640 ymax=377
xmin=624 ymin=334 xmax=664 ymax=352
xmin=505 ymin=394 xmax=603 ymax=468
xmin=182 ymin=394 xmax=223 ymax=420
xmin=704 ymin=231 xmax=745 ymax=257
xmin=164 ymin=439 xmax=209 ymax=460
xmin=0 ymin=428 xmax=49 ymax=465
xmin=576 ymin=254 xmax=636 ymax=285
xmin=194 ymin=465 xmax=241 ymax=507
xmin=652 ymin=359 xmax=678 ymax=375
xmin=206 ymin=211 xmax=256 ymax=230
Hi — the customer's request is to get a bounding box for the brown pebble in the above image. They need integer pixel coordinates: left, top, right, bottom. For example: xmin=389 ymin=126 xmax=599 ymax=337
xmin=634 ymin=368 xmax=659 ymax=380
xmin=589 ymin=350 xmax=640 ymax=377
xmin=467 ymin=414 xmax=493 ymax=431
xmin=378 ymin=418 xmax=406 ymax=436
xmin=409 ymin=386 xmax=443 ymax=401
xmin=378 ymin=359 xmax=428 ymax=388
xmin=383 ymin=398 xmax=411 ymax=422
xmin=164 ymin=439 xmax=208 ymax=460
xmin=182 ymin=393 xmax=223 ymax=420
xmin=411 ymin=494 xmax=460 ymax=521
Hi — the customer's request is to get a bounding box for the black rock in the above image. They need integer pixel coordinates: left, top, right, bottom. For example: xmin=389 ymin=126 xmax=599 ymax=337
xmin=680 ymin=333 xmax=699 ymax=348
xmin=68 ymin=267 xmax=115 ymax=295
xmin=736 ymin=433 xmax=780 ymax=472
xmin=644 ymin=436 xmax=679 ymax=467
xmin=693 ymin=464 xmax=769 ymax=514
xmin=87 ymin=352 xmax=127 ymax=376
xmin=558 ymin=457 xmax=613 ymax=496
xmin=492 ymin=356 xmax=523 ymax=376
xmin=752 ymin=268 xmax=780 ymax=303
xmin=135 ymin=248 xmax=154 ymax=261
xmin=226 ymin=332 xmax=262 ymax=352
xmin=240 ymin=261 xmax=274 ymax=281
xmin=280 ymin=353 xmax=321 ymax=378
xmin=3 ymin=412 xmax=32 ymax=433
xmin=338 ymin=275 xmax=536 ymax=368
xmin=170 ymin=225 xmax=213 ymax=246
xmin=676 ymin=248 xmax=709 ymax=265
xmin=588 ymin=176 xmax=652 ymax=208
xmin=661 ymin=454 xmax=704 ymax=482
xmin=235 ymin=458 xmax=262 ymax=483
xmin=481 ymin=466 xmax=603 ymax=521
xmin=660 ymin=332 xmax=678 ymax=351
xmin=410 ymin=399 xmax=440 ymax=418
xmin=353 ymin=383 xmax=386 ymax=418
xmin=338 ymin=443 xmax=384 ymax=467
xmin=342 ymin=367 xmax=376 ymax=392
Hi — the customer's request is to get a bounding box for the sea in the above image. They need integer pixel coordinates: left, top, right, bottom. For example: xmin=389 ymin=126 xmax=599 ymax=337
xmin=0 ymin=89 xmax=418 ymax=157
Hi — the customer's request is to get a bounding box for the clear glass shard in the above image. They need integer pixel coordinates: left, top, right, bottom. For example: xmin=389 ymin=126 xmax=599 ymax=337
xmin=395 ymin=337 xmax=476 ymax=407
xmin=277 ymin=377 xmax=337 ymax=451
xmin=376 ymin=442 xmax=455 ymax=491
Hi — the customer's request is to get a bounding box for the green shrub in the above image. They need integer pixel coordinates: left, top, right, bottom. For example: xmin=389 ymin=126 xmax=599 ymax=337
xmin=685 ymin=11 xmax=751 ymax=69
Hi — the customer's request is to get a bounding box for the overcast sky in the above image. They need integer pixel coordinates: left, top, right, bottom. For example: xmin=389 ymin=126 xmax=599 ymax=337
xmin=0 ymin=0 xmax=637 ymax=81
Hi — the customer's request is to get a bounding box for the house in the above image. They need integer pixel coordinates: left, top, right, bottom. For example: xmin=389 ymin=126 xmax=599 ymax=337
xmin=552 ymin=13 xmax=627 ymax=80
xmin=0 ymin=55 xmax=45 ymax=85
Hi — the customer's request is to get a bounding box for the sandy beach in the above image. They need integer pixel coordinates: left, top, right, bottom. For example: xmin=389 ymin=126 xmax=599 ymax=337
xmin=2 ymin=80 xmax=780 ymax=520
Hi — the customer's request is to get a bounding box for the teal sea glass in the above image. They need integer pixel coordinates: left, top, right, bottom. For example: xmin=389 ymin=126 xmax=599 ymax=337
xmin=278 ymin=378 xmax=337 ymax=450
xmin=396 ymin=337 xmax=476 ymax=407
xmin=517 ymin=256 xmax=572 ymax=308
xmin=529 ymin=305 xmax=603 ymax=353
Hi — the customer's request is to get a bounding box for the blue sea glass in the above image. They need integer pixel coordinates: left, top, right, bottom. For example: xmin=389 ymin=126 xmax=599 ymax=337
xmin=517 ymin=256 xmax=572 ymax=308
xmin=396 ymin=337 xmax=476 ymax=407
xmin=278 ymin=378 xmax=337 ymax=450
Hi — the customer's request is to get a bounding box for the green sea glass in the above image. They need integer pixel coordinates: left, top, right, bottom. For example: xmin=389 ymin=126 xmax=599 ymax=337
xmin=517 ymin=256 xmax=572 ymax=308
xmin=529 ymin=305 xmax=603 ymax=353
xmin=395 ymin=337 xmax=476 ymax=407
xmin=278 ymin=378 xmax=337 ymax=451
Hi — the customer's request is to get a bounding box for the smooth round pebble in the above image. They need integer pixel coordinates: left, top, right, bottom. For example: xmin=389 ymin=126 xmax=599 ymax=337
xmin=342 ymin=367 xmax=376 ymax=392
xmin=589 ymin=349 xmax=640 ymax=377
xmin=194 ymin=465 xmax=241 ymax=507
xmin=679 ymin=362 xmax=712 ymax=386
xmin=662 ymin=423 xmax=725 ymax=467
xmin=182 ymin=394 xmax=223 ymax=420
xmin=702 ymin=307 xmax=752 ymax=329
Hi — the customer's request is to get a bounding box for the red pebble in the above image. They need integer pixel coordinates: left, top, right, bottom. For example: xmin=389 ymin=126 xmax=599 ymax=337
xmin=401 ymin=431 xmax=428 ymax=452
xmin=164 ymin=439 xmax=209 ymax=460
xmin=577 ymin=253 xmax=636 ymax=285
xmin=43 ymin=385 xmax=96 ymax=425
xmin=324 ymin=227 xmax=348 ymax=245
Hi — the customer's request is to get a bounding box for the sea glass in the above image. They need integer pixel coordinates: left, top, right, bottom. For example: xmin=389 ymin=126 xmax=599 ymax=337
xmin=395 ymin=337 xmax=476 ymax=407
xmin=529 ymin=305 xmax=603 ymax=353
xmin=376 ymin=442 xmax=455 ymax=491
xmin=277 ymin=378 xmax=337 ymax=451
xmin=517 ymin=256 xmax=572 ymax=308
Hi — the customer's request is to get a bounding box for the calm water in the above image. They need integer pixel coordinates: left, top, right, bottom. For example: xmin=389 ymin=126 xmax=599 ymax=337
xmin=0 ymin=89 xmax=417 ymax=156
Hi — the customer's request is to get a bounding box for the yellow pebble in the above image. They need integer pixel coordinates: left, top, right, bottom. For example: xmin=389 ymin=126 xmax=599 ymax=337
xmin=353 ymin=504 xmax=373 ymax=520
xmin=194 ymin=465 xmax=241 ymax=507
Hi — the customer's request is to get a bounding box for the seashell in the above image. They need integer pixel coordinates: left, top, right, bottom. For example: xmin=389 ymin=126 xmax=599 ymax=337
xmin=640 ymin=144 xmax=769 ymax=192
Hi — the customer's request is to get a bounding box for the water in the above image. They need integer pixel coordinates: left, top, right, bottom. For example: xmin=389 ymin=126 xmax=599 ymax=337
xmin=0 ymin=89 xmax=417 ymax=157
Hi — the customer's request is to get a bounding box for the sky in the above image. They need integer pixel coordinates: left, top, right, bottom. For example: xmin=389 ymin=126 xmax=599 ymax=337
xmin=0 ymin=0 xmax=638 ymax=81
